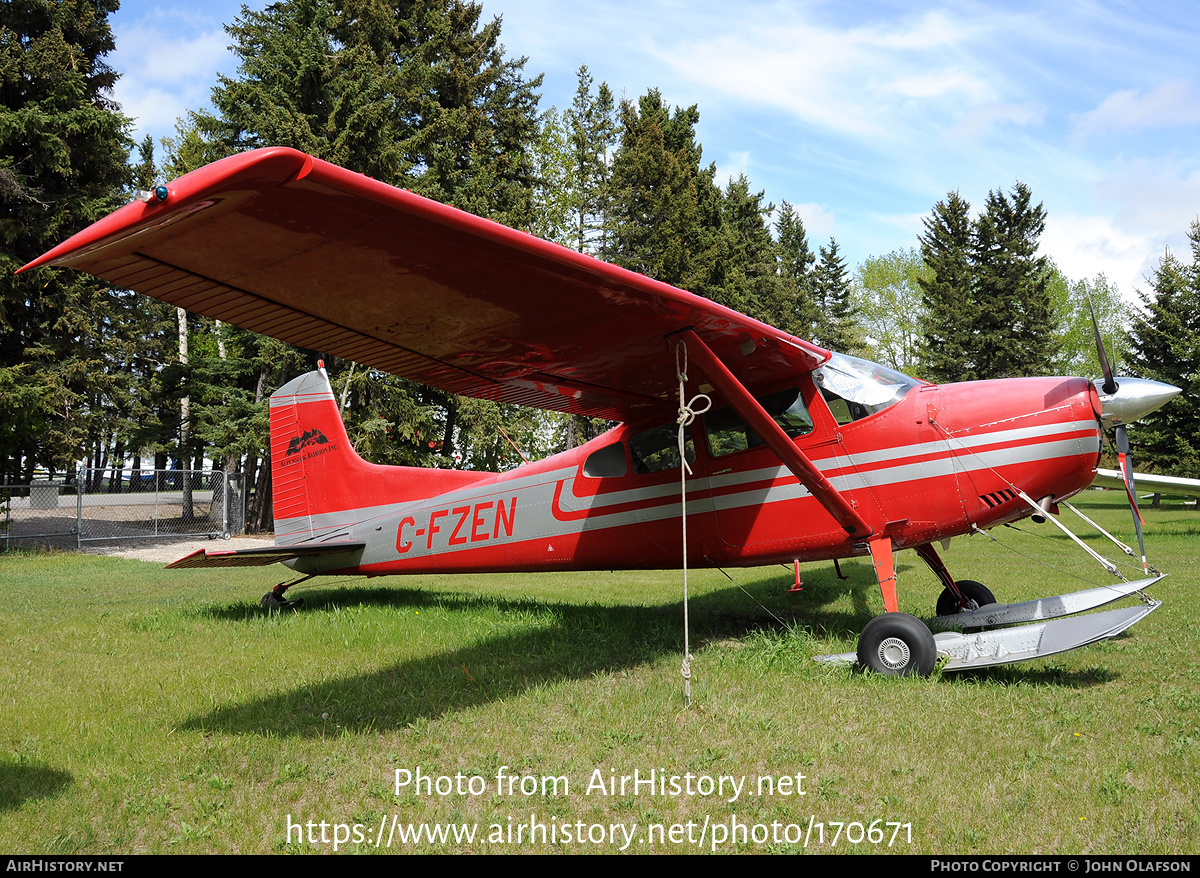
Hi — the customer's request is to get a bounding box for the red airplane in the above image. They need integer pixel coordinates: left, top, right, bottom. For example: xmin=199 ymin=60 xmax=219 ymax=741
xmin=21 ymin=147 xmax=1180 ymax=676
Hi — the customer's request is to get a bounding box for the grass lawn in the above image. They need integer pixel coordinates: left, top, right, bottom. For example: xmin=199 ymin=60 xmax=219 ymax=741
xmin=1 ymin=491 xmax=1197 ymax=854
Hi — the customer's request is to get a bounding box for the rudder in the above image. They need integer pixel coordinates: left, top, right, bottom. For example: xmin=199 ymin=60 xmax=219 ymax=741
xmin=269 ymin=368 xmax=487 ymax=543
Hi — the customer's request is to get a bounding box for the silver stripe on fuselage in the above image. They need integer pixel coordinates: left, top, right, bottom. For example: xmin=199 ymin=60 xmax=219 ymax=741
xmin=278 ymin=418 xmax=1098 ymax=564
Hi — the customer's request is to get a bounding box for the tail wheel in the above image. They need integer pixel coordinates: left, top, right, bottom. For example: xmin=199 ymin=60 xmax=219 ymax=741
xmin=935 ymin=579 xmax=996 ymax=617
xmin=856 ymin=613 xmax=937 ymax=677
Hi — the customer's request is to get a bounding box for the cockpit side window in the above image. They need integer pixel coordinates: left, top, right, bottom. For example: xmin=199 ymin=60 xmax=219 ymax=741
xmin=703 ymin=387 xmax=813 ymax=458
xmin=630 ymin=424 xmax=695 ymax=474
xmin=813 ymin=353 xmax=923 ymax=424
xmin=820 ymin=389 xmax=871 ymax=426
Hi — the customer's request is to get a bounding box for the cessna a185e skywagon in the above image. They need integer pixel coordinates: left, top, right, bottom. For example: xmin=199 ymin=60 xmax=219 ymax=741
xmin=22 ymin=147 xmax=1183 ymax=676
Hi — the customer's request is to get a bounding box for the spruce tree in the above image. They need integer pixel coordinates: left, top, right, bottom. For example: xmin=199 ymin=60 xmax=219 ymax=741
xmin=608 ymin=89 xmax=721 ymax=291
xmin=0 ymin=0 xmax=133 ymax=483
xmin=918 ymin=191 xmax=976 ymax=382
xmin=972 ymin=182 xmax=1053 ymax=378
xmin=918 ymin=184 xmax=1053 ymax=382
xmin=181 ymin=0 xmax=546 ymax=474
xmin=564 ymin=65 xmax=616 ymax=255
xmin=197 ymin=0 xmax=543 ymax=227
xmin=705 ymin=174 xmax=776 ymax=320
xmin=1125 ymin=225 xmax=1200 ymax=478
xmin=811 ymin=239 xmax=860 ymax=353
xmin=770 ymin=202 xmax=818 ymax=339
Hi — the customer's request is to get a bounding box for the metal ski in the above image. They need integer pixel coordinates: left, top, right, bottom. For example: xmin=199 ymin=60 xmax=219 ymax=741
xmin=929 ymin=575 xmax=1164 ymax=631
xmin=815 ymin=578 xmax=1163 ymax=672
xmin=933 ymin=600 xmax=1161 ymax=670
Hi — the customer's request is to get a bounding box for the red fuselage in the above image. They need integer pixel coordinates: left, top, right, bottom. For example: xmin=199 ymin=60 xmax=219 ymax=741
xmin=278 ymin=371 xmax=1102 ymax=578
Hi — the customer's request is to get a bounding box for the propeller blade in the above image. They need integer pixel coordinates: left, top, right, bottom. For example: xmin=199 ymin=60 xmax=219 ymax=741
xmin=1116 ymin=424 xmax=1148 ymax=574
xmin=1089 ymin=298 xmax=1118 ymax=395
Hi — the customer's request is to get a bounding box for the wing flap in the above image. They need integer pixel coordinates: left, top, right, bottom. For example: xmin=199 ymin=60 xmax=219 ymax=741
xmin=23 ymin=147 xmax=829 ymax=422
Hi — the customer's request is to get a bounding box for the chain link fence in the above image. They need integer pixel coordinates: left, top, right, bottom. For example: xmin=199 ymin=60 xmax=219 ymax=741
xmin=2 ymin=469 xmax=245 ymax=548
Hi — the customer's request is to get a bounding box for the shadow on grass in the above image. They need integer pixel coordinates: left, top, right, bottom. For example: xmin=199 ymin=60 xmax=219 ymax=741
xmin=191 ymin=561 xmax=879 ymax=643
xmin=944 ymin=664 xmax=1121 ymax=688
xmin=0 ymin=761 xmax=73 ymax=812
xmin=178 ymin=560 xmax=1117 ymax=736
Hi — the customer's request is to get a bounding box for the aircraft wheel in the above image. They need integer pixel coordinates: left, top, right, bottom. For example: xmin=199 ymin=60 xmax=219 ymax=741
xmin=261 ymin=591 xmax=304 ymax=611
xmin=856 ymin=613 xmax=937 ymax=677
xmin=935 ymin=580 xmax=996 ymax=616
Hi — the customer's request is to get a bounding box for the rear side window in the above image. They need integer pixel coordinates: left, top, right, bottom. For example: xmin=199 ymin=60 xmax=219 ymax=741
xmin=704 ymin=387 xmax=813 ymax=458
xmin=582 ymin=442 xmax=628 ymax=478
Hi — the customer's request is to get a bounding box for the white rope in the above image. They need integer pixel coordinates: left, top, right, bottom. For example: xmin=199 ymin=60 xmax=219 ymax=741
xmin=674 ymin=341 xmax=711 ymax=707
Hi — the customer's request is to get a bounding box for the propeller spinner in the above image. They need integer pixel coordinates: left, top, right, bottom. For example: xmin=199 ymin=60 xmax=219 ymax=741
xmin=1088 ymin=301 xmax=1181 ymax=574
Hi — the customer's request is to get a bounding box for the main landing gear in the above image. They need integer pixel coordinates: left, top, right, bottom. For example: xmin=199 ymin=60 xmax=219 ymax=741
xmin=855 ymin=612 xmax=937 ymax=676
xmin=853 ymin=540 xmax=996 ymax=675
xmin=855 ymin=579 xmax=995 ymax=676
xmin=815 ymin=538 xmax=1164 ymax=675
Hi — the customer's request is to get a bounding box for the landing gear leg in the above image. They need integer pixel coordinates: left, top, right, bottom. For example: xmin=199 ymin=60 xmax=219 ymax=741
xmin=868 ymin=537 xmax=899 ymax=613
xmin=261 ymin=574 xmax=313 ymax=610
xmin=915 ymin=543 xmax=996 ymax=616
xmin=855 ymin=538 xmax=938 ymax=676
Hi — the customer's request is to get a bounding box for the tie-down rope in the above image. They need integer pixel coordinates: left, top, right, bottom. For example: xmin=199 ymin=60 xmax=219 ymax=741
xmin=674 ymin=341 xmax=711 ymax=706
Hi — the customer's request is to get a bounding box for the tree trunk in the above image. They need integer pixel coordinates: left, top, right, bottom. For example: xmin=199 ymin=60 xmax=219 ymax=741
xmin=178 ymin=307 xmax=193 ymax=522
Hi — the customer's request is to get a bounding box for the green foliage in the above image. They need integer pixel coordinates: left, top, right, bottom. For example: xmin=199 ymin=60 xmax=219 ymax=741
xmin=852 ymin=248 xmax=929 ymax=375
xmin=453 ymin=397 xmax=566 ymax=471
xmin=1125 ymin=222 xmax=1200 ymax=479
xmin=608 ymin=92 xmax=803 ymax=332
xmin=810 ymin=239 xmax=861 ymax=354
xmin=1046 ymin=266 xmax=1129 ymax=378
xmin=195 ymin=0 xmax=543 ymax=228
xmin=328 ymin=363 xmax=451 ymax=467
xmin=166 ymin=0 xmax=551 ymax=477
xmin=609 ymin=90 xmax=718 ymax=291
xmin=769 ymin=202 xmax=819 ymax=339
xmin=918 ymin=191 xmax=978 ymax=382
xmin=972 ymin=183 xmax=1054 ymax=377
xmin=918 ymin=184 xmax=1055 ymax=382
xmin=564 ymin=65 xmax=616 ymax=254
xmin=0 ymin=0 xmax=138 ymax=481
xmin=527 ymin=107 xmax=575 ymax=245
xmin=706 ymin=173 xmax=778 ymax=319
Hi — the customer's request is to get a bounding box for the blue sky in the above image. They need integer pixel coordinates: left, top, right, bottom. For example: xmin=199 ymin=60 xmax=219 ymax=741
xmin=108 ymin=0 xmax=1200 ymax=303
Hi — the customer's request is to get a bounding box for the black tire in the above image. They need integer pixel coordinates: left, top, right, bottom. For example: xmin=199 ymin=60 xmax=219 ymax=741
xmin=261 ymin=592 xmax=304 ymax=611
xmin=935 ymin=580 xmax=996 ymax=617
xmin=856 ymin=612 xmax=937 ymax=677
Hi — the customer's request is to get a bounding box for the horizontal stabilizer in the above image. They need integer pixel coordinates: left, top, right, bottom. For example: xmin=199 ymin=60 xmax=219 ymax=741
xmin=166 ymin=541 xmax=366 ymax=569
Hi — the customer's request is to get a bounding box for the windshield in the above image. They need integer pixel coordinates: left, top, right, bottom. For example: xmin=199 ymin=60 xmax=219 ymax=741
xmin=813 ymin=353 xmax=924 ymax=422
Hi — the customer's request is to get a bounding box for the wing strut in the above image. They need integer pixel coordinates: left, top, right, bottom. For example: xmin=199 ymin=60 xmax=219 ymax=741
xmin=678 ymin=329 xmax=874 ymax=539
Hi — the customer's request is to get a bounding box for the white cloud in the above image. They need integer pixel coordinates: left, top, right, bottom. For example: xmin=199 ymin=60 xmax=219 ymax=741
xmin=1042 ymin=213 xmax=1155 ymax=302
xmin=117 ymin=25 xmax=229 ymax=86
xmin=1073 ymin=80 xmax=1200 ymax=139
xmin=793 ymin=202 xmax=836 ymax=238
xmin=714 ymin=151 xmax=752 ymax=188
xmin=885 ymin=69 xmax=990 ymax=102
xmin=109 ymin=6 xmax=236 ymax=143
xmin=945 ymin=101 xmax=1046 ymax=142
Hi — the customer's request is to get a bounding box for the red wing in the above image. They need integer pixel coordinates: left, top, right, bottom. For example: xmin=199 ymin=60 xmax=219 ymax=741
xmin=22 ymin=147 xmax=828 ymax=422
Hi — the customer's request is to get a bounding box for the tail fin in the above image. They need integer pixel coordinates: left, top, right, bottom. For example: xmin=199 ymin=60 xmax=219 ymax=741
xmin=269 ymin=368 xmax=486 ymax=543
